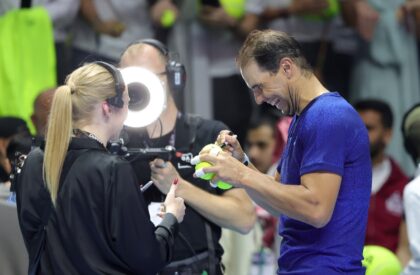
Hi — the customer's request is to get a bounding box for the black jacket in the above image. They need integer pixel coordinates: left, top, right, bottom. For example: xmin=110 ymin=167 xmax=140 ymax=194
xmin=124 ymin=113 xmax=229 ymax=262
xmin=16 ymin=137 xmax=178 ymax=275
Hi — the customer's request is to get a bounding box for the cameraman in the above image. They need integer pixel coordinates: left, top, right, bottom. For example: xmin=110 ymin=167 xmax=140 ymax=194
xmin=120 ymin=39 xmax=256 ymax=275
xmin=15 ymin=63 xmax=185 ymax=275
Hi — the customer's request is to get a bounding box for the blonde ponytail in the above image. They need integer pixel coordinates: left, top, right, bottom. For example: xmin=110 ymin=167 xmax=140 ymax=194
xmin=43 ymin=85 xmax=73 ymax=205
xmin=43 ymin=63 xmax=119 ymax=205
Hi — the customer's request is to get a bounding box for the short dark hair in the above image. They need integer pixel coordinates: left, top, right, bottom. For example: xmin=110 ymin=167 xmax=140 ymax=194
xmin=237 ymin=30 xmax=312 ymax=74
xmin=405 ymin=121 xmax=420 ymax=161
xmin=248 ymin=115 xmax=277 ymax=138
xmin=402 ymin=103 xmax=420 ymax=164
xmin=0 ymin=117 xmax=29 ymax=138
xmin=354 ymin=99 xmax=394 ymax=129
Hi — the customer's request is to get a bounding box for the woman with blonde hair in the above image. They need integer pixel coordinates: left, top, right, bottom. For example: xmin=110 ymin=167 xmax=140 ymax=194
xmin=16 ymin=62 xmax=185 ymax=275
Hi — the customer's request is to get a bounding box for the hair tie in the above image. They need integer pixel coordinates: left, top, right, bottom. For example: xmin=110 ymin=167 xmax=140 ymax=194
xmin=68 ymin=84 xmax=75 ymax=95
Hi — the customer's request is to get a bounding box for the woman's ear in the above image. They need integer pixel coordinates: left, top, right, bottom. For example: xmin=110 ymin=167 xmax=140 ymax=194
xmin=102 ymin=101 xmax=112 ymax=118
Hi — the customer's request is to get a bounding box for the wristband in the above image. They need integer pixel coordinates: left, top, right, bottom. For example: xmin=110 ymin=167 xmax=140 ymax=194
xmin=242 ymin=153 xmax=250 ymax=166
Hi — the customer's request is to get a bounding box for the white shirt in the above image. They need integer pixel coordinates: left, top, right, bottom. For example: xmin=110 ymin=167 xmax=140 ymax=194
xmin=402 ymin=164 xmax=420 ymax=275
xmin=371 ymin=157 xmax=391 ymax=195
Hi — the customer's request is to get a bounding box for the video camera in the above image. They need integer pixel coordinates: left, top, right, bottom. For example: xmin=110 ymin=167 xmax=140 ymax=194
xmin=108 ymin=139 xmax=176 ymax=163
xmin=108 ymin=139 xmax=176 ymax=193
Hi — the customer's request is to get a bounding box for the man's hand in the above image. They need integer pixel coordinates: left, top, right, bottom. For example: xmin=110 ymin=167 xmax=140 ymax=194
xmin=404 ymin=0 xmax=420 ymax=12
xmin=194 ymin=151 xmax=246 ymax=187
xmin=354 ymin=0 xmax=379 ymax=41
xmin=93 ymin=20 xmax=125 ymax=37
xmin=0 ymin=148 xmax=11 ymax=175
xmin=150 ymin=158 xmax=181 ymax=195
xmin=150 ymin=0 xmax=179 ymax=27
xmin=215 ymin=130 xmax=247 ymax=163
xmin=199 ymin=6 xmax=237 ymax=28
xmin=289 ymin=0 xmax=329 ymax=16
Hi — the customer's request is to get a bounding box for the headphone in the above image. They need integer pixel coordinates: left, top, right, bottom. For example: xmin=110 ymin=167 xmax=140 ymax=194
xmin=401 ymin=102 xmax=420 ymax=165
xmin=131 ymin=39 xmax=186 ymax=94
xmin=93 ymin=61 xmax=125 ymax=108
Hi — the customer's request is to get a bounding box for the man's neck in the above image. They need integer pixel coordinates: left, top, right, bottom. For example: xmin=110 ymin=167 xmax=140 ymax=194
xmin=147 ymin=99 xmax=178 ymax=138
xmin=294 ymin=74 xmax=329 ymax=114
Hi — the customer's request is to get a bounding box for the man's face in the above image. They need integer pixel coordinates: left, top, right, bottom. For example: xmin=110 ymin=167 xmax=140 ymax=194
xmin=240 ymin=60 xmax=292 ymax=115
xmin=245 ymin=124 xmax=276 ymax=173
xmin=31 ymin=90 xmax=55 ymax=136
xmin=358 ymin=110 xmax=391 ymax=159
xmin=120 ymin=45 xmax=169 ymax=93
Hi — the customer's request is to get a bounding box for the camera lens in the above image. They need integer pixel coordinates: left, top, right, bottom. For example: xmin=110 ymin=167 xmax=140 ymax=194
xmin=128 ymin=82 xmax=150 ymax=111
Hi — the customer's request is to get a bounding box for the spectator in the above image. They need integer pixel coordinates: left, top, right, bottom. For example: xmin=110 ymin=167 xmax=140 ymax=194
xmin=355 ymin=99 xmax=409 ymax=257
xmin=401 ymin=103 xmax=420 ymax=274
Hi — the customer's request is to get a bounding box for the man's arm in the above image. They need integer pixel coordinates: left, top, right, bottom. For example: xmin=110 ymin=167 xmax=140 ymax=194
xmin=43 ymin=0 xmax=80 ymax=27
xmin=150 ymin=159 xmax=256 ymax=234
xmin=198 ymin=153 xmax=341 ymax=229
xmin=79 ymin=0 xmax=125 ymax=37
xmin=396 ymin=219 xmax=411 ymax=268
xmin=176 ymin=180 xmax=256 ymax=234
xmin=243 ymin=169 xmax=341 ymax=228
xmin=341 ymin=0 xmax=379 ymax=41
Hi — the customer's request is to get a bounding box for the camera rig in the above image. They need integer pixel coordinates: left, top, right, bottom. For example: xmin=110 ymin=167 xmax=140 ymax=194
xmin=108 ymin=140 xmax=176 ymax=163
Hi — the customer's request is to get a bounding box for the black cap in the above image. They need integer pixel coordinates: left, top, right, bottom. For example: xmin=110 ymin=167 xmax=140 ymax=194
xmin=0 ymin=117 xmax=29 ymax=138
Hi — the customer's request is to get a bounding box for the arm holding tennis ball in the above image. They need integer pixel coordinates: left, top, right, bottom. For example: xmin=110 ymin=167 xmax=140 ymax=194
xmin=192 ymin=130 xmax=266 ymax=187
xmin=192 ymin=143 xmax=233 ymax=189
xmin=150 ymin=147 xmax=256 ymax=233
xmin=150 ymin=0 xmax=179 ymax=28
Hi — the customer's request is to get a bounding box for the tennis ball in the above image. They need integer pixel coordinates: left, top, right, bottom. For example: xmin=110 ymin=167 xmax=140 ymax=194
xmin=195 ymin=161 xmax=214 ymax=181
xmin=220 ymin=0 xmax=245 ymax=19
xmin=217 ymin=181 xmax=232 ymax=190
xmin=362 ymin=245 xmax=402 ymax=275
xmin=195 ymin=143 xmax=233 ymax=190
xmin=160 ymin=10 xmax=176 ymax=28
xmin=194 ymin=161 xmax=233 ymax=189
xmin=303 ymin=0 xmax=339 ymax=21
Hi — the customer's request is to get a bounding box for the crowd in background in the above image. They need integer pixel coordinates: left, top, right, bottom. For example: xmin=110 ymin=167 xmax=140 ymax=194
xmin=1 ymin=0 xmax=420 ymax=274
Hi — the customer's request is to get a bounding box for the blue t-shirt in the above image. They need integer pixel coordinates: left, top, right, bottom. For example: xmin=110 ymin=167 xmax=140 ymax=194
xmin=277 ymin=92 xmax=372 ymax=274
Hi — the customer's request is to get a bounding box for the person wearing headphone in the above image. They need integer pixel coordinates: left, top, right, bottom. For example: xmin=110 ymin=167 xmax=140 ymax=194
xmin=15 ymin=62 xmax=186 ymax=275
xmin=401 ymin=103 xmax=420 ymax=275
xmin=119 ymin=39 xmax=256 ymax=275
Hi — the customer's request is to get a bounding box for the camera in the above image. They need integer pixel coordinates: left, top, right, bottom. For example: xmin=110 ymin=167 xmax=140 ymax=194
xmin=108 ymin=139 xmax=176 ymax=163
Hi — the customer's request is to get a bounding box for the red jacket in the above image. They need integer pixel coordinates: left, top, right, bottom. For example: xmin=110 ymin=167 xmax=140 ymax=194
xmin=365 ymin=158 xmax=409 ymax=252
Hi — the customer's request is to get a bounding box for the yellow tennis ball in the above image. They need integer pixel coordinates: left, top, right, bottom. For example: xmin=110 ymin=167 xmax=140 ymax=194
xmin=303 ymin=0 xmax=339 ymax=21
xmin=362 ymin=245 xmax=402 ymax=275
xmin=195 ymin=161 xmax=214 ymax=181
xmin=220 ymin=0 xmax=245 ymax=19
xmin=217 ymin=181 xmax=232 ymax=190
xmin=197 ymin=143 xmax=232 ymax=189
xmin=160 ymin=10 xmax=176 ymax=28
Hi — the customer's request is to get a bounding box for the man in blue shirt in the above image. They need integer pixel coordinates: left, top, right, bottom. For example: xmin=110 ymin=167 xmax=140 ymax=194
xmin=195 ymin=29 xmax=372 ymax=274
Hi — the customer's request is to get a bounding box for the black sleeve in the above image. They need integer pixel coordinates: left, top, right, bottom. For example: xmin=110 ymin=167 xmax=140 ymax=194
xmin=15 ymin=148 xmax=52 ymax=270
xmin=107 ymin=160 xmax=178 ymax=274
xmin=155 ymin=213 xmax=179 ymax=261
